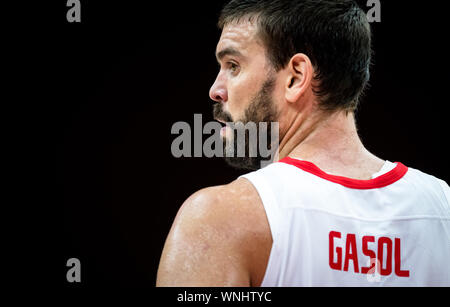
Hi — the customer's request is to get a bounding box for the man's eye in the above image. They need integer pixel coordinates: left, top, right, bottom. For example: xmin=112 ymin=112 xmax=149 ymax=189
xmin=229 ymin=63 xmax=239 ymax=73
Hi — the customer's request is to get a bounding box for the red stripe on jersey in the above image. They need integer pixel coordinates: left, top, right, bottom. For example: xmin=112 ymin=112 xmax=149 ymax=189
xmin=279 ymin=157 xmax=408 ymax=190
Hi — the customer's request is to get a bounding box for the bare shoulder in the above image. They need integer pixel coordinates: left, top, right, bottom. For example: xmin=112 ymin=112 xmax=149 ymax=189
xmin=181 ymin=178 xmax=266 ymax=222
xmin=156 ymin=178 xmax=272 ymax=287
xmin=173 ymin=178 xmax=270 ymax=246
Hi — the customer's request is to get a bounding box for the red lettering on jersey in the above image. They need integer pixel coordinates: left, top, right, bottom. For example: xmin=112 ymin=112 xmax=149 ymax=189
xmin=395 ymin=238 xmax=410 ymax=277
xmin=378 ymin=237 xmax=393 ymax=276
xmin=343 ymin=234 xmax=359 ymax=273
xmin=328 ymin=231 xmax=410 ymax=278
xmin=361 ymin=236 xmax=376 ymax=274
xmin=329 ymin=231 xmax=342 ymax=271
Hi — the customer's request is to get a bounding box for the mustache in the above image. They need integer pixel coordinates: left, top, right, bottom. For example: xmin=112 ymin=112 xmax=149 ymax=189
xmin=213 ymin=103 xmax=233 ymax=123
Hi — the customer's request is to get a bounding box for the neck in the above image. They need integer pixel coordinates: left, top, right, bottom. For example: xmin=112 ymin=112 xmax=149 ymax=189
xmin=277 ymin=108 xmax=382 ymax=172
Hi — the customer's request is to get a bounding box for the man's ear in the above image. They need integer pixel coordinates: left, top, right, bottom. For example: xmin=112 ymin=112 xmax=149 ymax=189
xmin=285 ymin=53 xmax=314 ymax=104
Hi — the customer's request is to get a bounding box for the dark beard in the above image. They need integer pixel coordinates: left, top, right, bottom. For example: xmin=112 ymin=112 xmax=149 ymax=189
xmin=213 ymin=77 xmax=279 ymax=171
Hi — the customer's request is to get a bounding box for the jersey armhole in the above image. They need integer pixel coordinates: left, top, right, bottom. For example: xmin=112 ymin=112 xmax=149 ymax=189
xmin=438 ymin=179 xmax=450 ymax=211
xmin=240 ymin=173 xmax=281 ymax=244
xmin=240 ymin=173 xmax=282 ymax=287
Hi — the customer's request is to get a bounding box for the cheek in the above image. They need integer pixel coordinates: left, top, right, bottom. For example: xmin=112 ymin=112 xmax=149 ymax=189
xmin=227 ymin=74 xmax=260 ymax=120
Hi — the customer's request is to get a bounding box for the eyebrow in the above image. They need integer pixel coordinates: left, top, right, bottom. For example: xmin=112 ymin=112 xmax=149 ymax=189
xmin=216 ymin=47 xmax=244 ymax=62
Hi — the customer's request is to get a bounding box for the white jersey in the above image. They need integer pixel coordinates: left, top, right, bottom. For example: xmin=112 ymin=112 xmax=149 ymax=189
xmin=241 ymin=157 xmax=450 ymax=286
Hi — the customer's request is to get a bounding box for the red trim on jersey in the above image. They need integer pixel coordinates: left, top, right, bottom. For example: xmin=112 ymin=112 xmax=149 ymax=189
xmin=279 ymin=157 xmax=408 ymax=190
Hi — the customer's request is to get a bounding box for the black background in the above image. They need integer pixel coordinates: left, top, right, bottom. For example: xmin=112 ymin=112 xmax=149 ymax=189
xmin=57 ymin=0 xmax=449 ymax=288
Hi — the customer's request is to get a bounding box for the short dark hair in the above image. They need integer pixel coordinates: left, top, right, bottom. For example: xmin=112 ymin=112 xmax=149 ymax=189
xmin=218 ymin=0 xmax=372 ymax=112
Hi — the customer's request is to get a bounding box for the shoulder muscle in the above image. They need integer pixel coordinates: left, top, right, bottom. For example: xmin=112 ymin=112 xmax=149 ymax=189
xmin=156 ymin=178 xmax=271 ymax=287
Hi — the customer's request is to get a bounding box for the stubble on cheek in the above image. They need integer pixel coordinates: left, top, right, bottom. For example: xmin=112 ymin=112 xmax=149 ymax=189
xmin=227 ymin=74 xmax=263 ymax=122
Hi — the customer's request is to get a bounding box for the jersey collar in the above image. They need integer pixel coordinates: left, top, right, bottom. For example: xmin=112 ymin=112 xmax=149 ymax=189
xmin=279 ymin=157 xmax=408 ymax=190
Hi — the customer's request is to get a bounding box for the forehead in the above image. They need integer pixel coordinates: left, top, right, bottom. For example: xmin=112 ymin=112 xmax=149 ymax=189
xmin=216 ymin=21 xmax=263 ymax=58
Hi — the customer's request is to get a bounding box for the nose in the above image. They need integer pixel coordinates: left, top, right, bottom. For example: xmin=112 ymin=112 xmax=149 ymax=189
xmin=209 ymin=76 xmax=228 ymax=103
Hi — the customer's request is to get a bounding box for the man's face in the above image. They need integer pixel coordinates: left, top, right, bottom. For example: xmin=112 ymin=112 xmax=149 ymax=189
xmin=210 ymin=21 xmax=280 ymax=170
